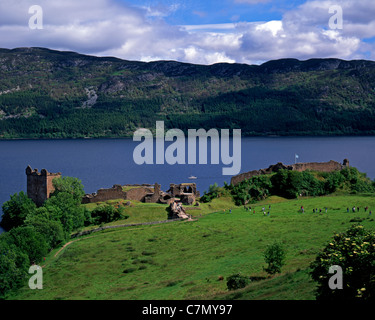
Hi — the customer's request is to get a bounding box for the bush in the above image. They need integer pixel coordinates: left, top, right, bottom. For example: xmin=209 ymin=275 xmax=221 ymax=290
xmin=200 ymin=183 xmax=221 ymax=203
xmin=4 ymin=226 xmax=49 ymax=265
xmin=51 ymin=176 xmax=85 ymax=204
xmin=90 ymin=205 xmax=128 ymax=224
xmin=263 ymin=242 xmax=286 ymax=275
xmin=0 ymin=192 xmax=36 ymax=231
xmin=24 ymin=209 xmax=65 ymax=249
xmin=310 ymin=224 xmax=375 ymax=300
xmin=0 ymin=239 xmax=29 ymax=299
xmin=226 ymin=273 xmax=250 ymax=291
xmin=44 ymin=192 xmax=87 ymax=235
xmin=231 ymin=175 xmax=272 ymax=205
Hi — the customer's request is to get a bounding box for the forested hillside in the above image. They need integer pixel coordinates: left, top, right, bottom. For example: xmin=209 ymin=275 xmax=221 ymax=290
xmin=1 ymin=47 xmax=375 ymax=138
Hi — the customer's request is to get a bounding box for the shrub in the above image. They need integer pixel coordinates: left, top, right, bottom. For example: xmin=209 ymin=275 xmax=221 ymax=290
xmin=226 ymin=273 xmax=250 ymax=291
xmin=0 ymin=192 xmax=36 ymax=231
xmin=24 ymin=211 xmax=65 ymax=249
xmin=0 ymin=240 xmax=29 ymax=299
xmin=310 ymin=224 xmax=375 ymax=300
xmin=90 ymin=205 xmax=127 ymax=224
xmin=4 ymin=226 xmax=49 ymax=265
xmin=263 ymin=242 xmax=286 ymax=275
xmin=200 ymin=183 xmax=231 ymax=203
xmin=231 ymin=175 xmax=272 ymax=205
xmin=51 ymin=176 xmax=85 ymax=204
xmin=44 ymin=192 xmax=86 ymax=235
xmin=200 ymin=183 xmax=220 ymax=203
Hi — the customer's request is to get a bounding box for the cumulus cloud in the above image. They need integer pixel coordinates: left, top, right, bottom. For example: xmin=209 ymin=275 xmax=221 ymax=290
xmin=0 ymin=0 xmax=373 ymax=65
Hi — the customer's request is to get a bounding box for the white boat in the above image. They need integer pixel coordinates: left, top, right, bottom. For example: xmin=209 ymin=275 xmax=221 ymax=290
xmin=188 ymin=175 xmax=197 ymax=179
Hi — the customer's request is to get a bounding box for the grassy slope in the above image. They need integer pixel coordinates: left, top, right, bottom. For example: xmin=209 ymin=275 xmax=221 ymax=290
xmin=10 ymin=194 xmax=375 ymax=300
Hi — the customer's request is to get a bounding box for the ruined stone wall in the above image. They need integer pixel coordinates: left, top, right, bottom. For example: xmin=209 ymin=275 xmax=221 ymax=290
xmin=230 ymin=159 xmax=349 ymax=186
xmin=82 ymin=185 xmax=126 ymax=204
xmin=82 ymin=184 xmax=155 ymax=204
xmin=144 ymin=183 xmax=161 ymax=203
xmin=82 ymin=182 xmax=201 ymax=205
xmin=126 ymin=186 xmax=154 ymax=202
xmin=291 ymin=160 xmax=343 ymax=173
xmin=96 ymin=185 xmax=125 ymax=201
xmin=169 ymin=183 xmax=200 ymax=197
xmin=230 ymin=170 xmax=263 ymax=186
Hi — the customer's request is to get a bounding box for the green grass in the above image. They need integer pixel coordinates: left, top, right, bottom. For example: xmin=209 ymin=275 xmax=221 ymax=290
xmin=10 ymin=194 xmax=375 ymax=300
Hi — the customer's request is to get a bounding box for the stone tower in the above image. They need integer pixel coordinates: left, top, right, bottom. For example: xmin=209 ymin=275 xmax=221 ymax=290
xmin=26 ymin=165 xmax=61 ymax=206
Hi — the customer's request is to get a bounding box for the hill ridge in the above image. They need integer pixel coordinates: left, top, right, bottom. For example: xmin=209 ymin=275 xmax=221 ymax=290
xmin=1 ymin=47 xmax=375 ymax=138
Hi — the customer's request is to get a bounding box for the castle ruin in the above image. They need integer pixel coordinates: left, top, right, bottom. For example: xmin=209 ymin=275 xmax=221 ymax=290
xmin=25 ymin=164 xmax=201 ymax=207
xmin=81 ymin=182 xmax=200 ymax=205
xmin=231 ymin=159 xmax=350 ymax=186
xmin=26 ymin=165 xmax=61 ymax=206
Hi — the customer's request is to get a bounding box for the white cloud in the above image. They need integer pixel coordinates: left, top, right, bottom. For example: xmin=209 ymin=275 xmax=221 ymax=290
xmin=255 ymin=20 xmax=284 ymax=37
xmin=0 ymin=0 xmax=374 ymax=65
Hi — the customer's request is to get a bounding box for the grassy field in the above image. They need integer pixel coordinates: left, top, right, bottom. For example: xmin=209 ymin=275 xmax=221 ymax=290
xmin=10 ymin=194 xmax=375 ymax=300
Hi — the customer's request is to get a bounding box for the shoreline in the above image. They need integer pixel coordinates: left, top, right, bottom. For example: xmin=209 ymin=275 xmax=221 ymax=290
xmin=1 ymin=132 xmax=375 ymax=141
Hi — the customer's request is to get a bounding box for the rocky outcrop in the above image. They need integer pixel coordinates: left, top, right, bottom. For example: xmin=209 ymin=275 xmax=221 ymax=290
xmin=169 ymin=201 xmax=189 ymax=220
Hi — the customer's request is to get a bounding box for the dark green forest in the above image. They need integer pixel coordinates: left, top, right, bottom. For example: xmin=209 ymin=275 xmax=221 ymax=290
xmin=1 ymin=48 xmax=375 ymax=138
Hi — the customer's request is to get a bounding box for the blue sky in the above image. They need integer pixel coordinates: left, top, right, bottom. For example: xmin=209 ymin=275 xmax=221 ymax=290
xmin=121 ymin=0 xmax=308 ymax=25
xmin=0 ymin=0 xmax=374 ymax=64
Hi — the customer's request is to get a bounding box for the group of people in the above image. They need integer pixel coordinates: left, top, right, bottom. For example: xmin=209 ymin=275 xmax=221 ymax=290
xmin=347 ymin=206 xmax=372 ymax=215
xmin=243 ymin=205 xmax=271 ymax=216
xmin=309 ymin=206 xmax=372 ymax=215
xmin=240 ymin=204 xmax=373 ymax=216
xmin=311 ymin=207 xmax=328 ymax=214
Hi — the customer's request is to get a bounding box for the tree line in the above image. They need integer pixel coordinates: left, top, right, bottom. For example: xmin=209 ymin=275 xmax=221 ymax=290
xmin=2 ymin=84 xmax=375 ymax=139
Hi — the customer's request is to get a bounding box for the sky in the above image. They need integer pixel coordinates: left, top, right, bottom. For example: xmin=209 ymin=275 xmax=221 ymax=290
xmin=0 ymin=0 xmax=374 ymax=65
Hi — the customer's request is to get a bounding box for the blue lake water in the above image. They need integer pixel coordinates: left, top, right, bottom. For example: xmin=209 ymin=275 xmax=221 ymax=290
xmin=1 ymin=136 xmax=375 ymax=234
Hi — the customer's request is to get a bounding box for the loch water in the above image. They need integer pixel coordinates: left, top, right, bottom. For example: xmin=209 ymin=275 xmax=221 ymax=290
xmin=1 ymin=136 xmax=375 ymax=234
